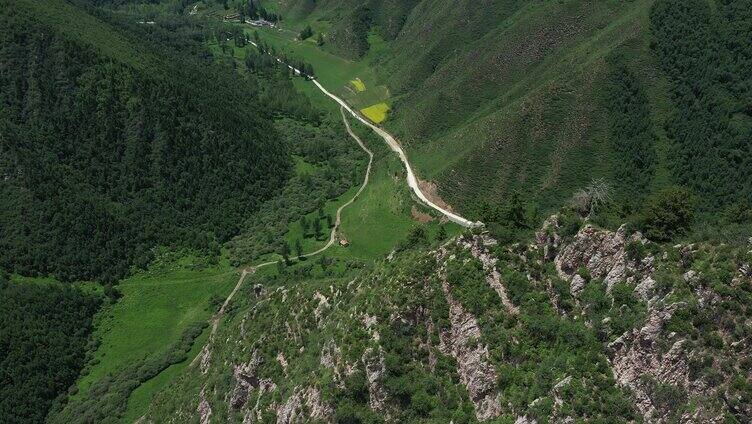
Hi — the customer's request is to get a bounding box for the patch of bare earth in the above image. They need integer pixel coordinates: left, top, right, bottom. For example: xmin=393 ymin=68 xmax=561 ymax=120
xmin=417 ymin=179 xmax=454 ymax=212
xmin=411 ymin=205 xmax=433 ymax=223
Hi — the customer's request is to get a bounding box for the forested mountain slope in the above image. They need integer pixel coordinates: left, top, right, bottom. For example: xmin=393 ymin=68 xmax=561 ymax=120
xmin=0 ymin=273 xmax=101 ymax=424
xmin=0 ymin=0 xmax=290 ymax=283
xmin=271 ymin=0 xmax=752 ymax=235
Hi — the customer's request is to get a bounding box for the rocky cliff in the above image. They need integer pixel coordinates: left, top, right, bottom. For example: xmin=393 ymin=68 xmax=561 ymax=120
xmin=140 ymin=215 xmax=751 ymax=423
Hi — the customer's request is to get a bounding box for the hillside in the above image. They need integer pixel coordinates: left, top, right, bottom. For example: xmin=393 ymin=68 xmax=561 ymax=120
xmin=262 ymin=0 xmax=752 ymax=237
xmin=0 ymin=0 xmax=291 ymax=283
xmin=2 ymin=0 xmax=752 ymax=423
xmin=124 ymin=1 xmax=752 ymax=422
xmin=138 ymin=207 xmax=752 ymax=423
xmin=0 ymin=0 xmax=322 ymax=422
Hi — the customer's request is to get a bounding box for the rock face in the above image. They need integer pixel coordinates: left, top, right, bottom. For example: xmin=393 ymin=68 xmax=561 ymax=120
xmin=197 ymin=344 xmax=212 ymax=375
xmin=608 ymin=302 xmax=685 ymax=421
xmin=361 ymin=347 xmax=390 ymax=414
xmin=152 ymin=213 xmax=749 ymax=424
xmin=556 ymin=224 xmax=629 ymax=291
xmin=460 ymin=235 xmax=520 ymax=314
xmin=230 ymin=353 xmax=263 ymax=409
xmin=320 ymin=340 xmax=356 ymax=386
xmin=198 ymin=387 xmax=212 ymax=424
xmin=535 ymin=215 xmax=562 ymax=261
xmin=276 ymin=390 xmax=302 ymax=424
xmin=275 ymin=386 xmax=332 ymax=424
xmin=439 ymin=276 xmax=502 ymax=421
xmin=547 ymin=223 xmax=655 ymax=300
xmin=302 ymin=386 xmax=332 ymax=422
xmin=313 ymin=291 xmax=330 ymax=326
xmin=535 ymin=215 xmax=744 ymax=422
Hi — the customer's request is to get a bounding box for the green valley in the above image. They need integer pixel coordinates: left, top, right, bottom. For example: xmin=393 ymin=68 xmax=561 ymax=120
xmin=1 ymin=0 xmax=751 ymax=423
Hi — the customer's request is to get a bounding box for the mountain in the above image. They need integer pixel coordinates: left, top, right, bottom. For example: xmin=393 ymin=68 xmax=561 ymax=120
xmin=0 ymin=0 xmax=317 ymax=421
xmin=0 ymin=0 xmax=291 ymax=283
xmin=2 ymin=0 xmax=751 ymax=423
xmin=140 ymin=211 xmax=752 ymax=422
xmin=275 ymin=0 xmax=752 ymax=232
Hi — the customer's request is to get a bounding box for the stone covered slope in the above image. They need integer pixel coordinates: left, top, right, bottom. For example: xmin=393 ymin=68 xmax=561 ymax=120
xmin=142 ymin=217 xmax=751 ymax=423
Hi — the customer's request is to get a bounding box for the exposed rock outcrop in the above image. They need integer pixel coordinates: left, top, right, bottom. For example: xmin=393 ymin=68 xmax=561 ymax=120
xmin=313 ymin=291 xmax=330 ymax=326
xmin=320 ymin=340 xmax=356 ymax=386
xmin=535 ymin=215 xmax=562 ymax=261
xmin=607 ymin=301 xmax=720 ymax=422
xmin=276 ymin=390 xmax=302 ymax=424
xmin=275 ymin=386 xmax=332 ymax=424
xmin=556 ymin=224 xmax=629 ymax=291
xmin=541 ymin=220 xmax=655 ymax=300
xmin=303 ymin=386 xmax=333 ymax=422
xmin=198 ymin=386 xmax=212 ymax=424
xmin=196 ymin=344 xmax=212 ymax=375
xmin=460 ymin=235 xmax=520 ymax=314
xmin=361 ymin=347 xmax=390 ymax=415
xmin=276 ymin=352 xmax=289 ymax=375
xmin=230 ymin=353 xmax=263 ymax=409
xmin=439 ymin=276 xmax=502 ymax=421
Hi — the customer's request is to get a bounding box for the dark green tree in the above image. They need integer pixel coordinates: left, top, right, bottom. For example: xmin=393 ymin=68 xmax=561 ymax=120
xmin=301 ymin=216 xmax=309 ymax=236
xmin=313 ymin=218 xmax=322 ymax=239
xmin=640 ymin=186 xmax=695 ymax=241
xmin=280 ymin=242 xmax=291 ymax=264
xmin=299 ymin=25 xmax=313 ymax=40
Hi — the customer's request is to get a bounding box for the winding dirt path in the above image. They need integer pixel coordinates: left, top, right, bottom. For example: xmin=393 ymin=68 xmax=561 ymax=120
xmin=207 ymin=107 xmax=373 ymax=338
xmin=311 ymin=80 xmax=483 ymax=228
xmin=207 ymin=38 xmax=482 ymax=341
xmin=248 ymin=40 xmax=482 ymax=228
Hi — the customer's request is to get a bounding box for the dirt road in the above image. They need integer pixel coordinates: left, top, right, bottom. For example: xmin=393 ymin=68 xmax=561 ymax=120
xmin=248 ymin=40 xmax=482 ymax=228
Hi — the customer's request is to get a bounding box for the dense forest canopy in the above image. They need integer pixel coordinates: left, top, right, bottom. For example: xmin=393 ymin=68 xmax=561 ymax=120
xmin=651 ymin=0 xmax=752 ymax=212
xmin=0 ymin=273 xmax=102 ymax=424
xmin=0 ymin=0 xmax=293 ymax=282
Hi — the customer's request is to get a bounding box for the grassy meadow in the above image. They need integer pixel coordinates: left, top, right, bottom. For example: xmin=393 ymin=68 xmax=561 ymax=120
xmin=248 ymin=25 xmax=391 ymax=110
xmin=74 ymin=252 xmax=236 ymax=420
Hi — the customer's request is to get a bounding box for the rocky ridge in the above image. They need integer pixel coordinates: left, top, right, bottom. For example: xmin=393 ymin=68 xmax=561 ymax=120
xmin=142 ymin=214 xmax=751 ymax=423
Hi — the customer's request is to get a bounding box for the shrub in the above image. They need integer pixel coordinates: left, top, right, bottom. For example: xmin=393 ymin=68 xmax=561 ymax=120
xmin=299 ymin=25 xmax=313 ymax=40
xmin=639 ymin=186 xmax=694 ymax=241
xmin=558 ymin=209 xmax=583 ymax=238
xmin=625 ymin=240 xmax=646 ymax=262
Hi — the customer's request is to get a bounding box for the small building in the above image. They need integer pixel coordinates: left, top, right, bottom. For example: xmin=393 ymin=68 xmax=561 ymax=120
xmin=339 ymin=239 xmax=349 ymax=247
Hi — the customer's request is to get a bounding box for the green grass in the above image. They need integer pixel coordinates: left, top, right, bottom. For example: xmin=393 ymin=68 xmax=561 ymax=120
xmin=122 ymin=326 xmax=211 ymax=422
xmin=10 ymin=274 xmax=102 ymax=295
xmin=335 ymin=117 xmax=461 ymax=259
xmin=13 ymin=0 xmax=157 ymax=71
xmin=292 ymin=154 xmax=317 ymax=175
xmin=245 ymin=0 xmax=678 ymax=224
xmin=238 ymin=25 xmax=461 ymax=261
xmin=337 ymin=157 xmax=418 ymax=258
xmin=248 ymin=25 xmax=390 ymax=109
xmin=74 ymin=252 xmax=236 ymax=418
